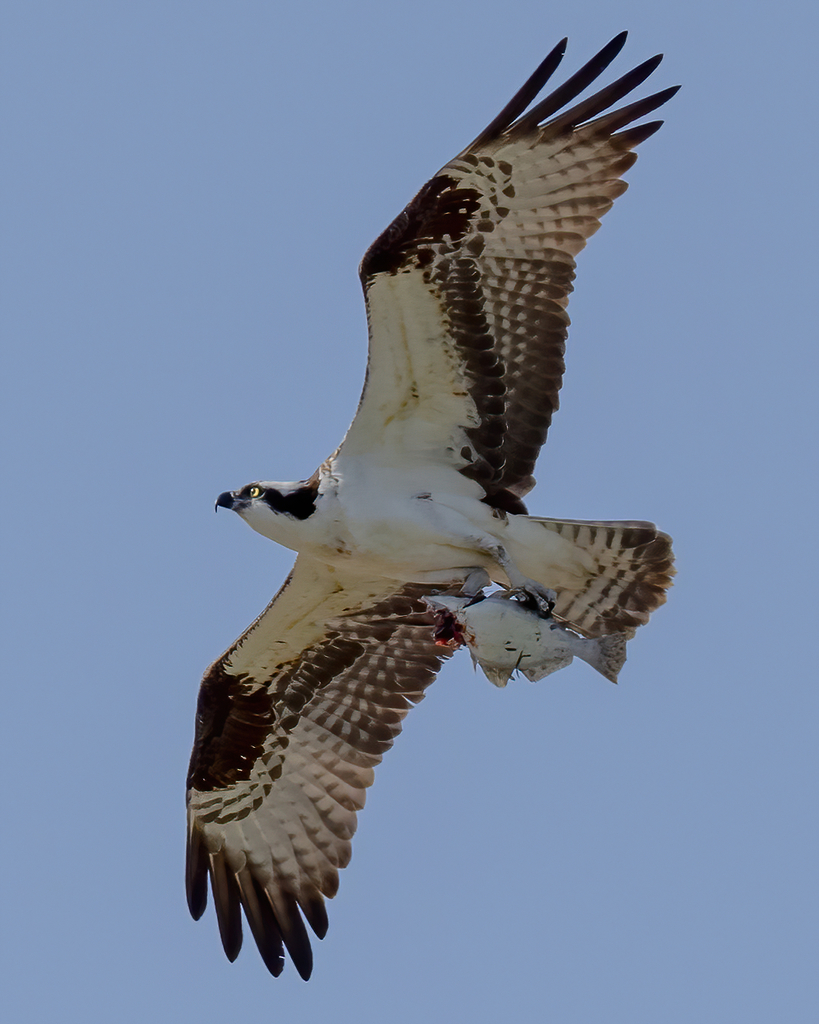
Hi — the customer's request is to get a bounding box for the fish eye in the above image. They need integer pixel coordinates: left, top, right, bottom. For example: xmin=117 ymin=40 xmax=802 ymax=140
xmin=248 ymin=485 xmax=263 ymax=499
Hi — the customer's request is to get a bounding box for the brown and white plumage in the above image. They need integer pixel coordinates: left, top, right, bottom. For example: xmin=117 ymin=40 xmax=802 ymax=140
xmin=346 ymin=32 xmax=677 ymax=510
xmin=188 ymin=559 xmax=459 ymax=978
xmin=187 ymin=33 xmax=677 ymax=979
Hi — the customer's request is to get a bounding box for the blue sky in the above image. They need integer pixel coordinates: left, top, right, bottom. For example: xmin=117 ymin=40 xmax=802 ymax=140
xmin=3 ymin=2 xmax=817 ymax=1021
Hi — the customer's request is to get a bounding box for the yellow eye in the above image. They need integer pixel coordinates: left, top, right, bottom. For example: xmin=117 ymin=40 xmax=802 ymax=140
xmin=248 ymin=485 xmax=263 ymax=499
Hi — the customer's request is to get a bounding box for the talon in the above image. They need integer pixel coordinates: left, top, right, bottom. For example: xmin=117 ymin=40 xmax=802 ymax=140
xmin=530 ymin=592 xmax=555 ymax=617
xmin=519 ymin=583 xmax=556 ymax=618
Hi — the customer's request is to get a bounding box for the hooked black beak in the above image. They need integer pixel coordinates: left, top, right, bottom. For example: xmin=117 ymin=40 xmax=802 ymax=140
xmin=215 ymin=491 xmax=235 ymax=512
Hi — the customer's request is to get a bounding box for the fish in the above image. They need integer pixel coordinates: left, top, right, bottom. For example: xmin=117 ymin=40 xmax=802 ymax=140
xmin=426 ymin=588 xmax=628 ymax=687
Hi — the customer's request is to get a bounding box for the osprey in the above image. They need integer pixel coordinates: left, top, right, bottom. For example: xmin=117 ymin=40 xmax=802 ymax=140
xmin=187 ymin=33 xmax=677 ymax=979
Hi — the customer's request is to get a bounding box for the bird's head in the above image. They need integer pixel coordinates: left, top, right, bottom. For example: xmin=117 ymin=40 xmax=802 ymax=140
xmin=215 ymin=479 xmax=319 ymax=543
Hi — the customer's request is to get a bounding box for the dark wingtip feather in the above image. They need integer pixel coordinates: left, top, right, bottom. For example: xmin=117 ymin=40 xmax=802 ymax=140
xmin=581 ymin=30 xmax=630 ymax=73
xmin=185 ymin=830 xmax=209 ymax=920
xmin=273 ymin=892 xmax=314 ymax=981
xmin=513 ymin=31 xmax=632 ymax=133
xmin=614 ymin=119 xmax=666 ymax=147
xmin=299 ymin=892 xmax=330 ymax=940
xmin=209 ymin=852 xmax=244 ymax=962
xmin=465 ymin=36 xmax=567 ymax=149
xmin=294 ymin=951 xmax=313 ymax=981
xmin=544 ymin=53 xmax=666 ymax=134
xmin=588 ymin=84 xmax=680 ymax=136
xmin=223 ymin=933 xmax=243 ymax=962
xmin=237 ymin=872 xmax=287 ymax=977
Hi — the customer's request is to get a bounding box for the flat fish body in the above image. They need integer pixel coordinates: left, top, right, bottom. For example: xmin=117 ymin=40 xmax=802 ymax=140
xmin=426 ymin=589 xmax=627 ymax=687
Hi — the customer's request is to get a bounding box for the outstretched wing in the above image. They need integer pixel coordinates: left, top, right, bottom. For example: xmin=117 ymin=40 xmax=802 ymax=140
xmin=339 ymin=33 xmax=678 ymax=512
xmin=186 ymin=556 xmax=456 ymax=979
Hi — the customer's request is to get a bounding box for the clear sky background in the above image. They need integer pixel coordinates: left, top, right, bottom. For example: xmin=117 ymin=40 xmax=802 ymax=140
xmin=3 ymin=2 xmax=817 ymax=1021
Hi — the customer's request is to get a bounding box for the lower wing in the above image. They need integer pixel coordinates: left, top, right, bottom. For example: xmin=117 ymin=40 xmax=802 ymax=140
xmin=186 ymin=556 xmax=458 ymax=978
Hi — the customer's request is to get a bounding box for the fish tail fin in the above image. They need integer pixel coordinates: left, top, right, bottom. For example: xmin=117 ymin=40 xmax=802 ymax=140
xmin=575 ymin=631 xmax=628 ymax=683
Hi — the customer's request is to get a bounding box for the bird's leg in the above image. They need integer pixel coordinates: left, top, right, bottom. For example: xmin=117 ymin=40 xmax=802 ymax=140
xmin=476 ymin=539 xmax=557 ymax=616
xmin=505 ymin=567 xmax=557 ymax=615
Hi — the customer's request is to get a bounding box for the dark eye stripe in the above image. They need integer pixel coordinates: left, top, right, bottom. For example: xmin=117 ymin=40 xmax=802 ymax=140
xmin=261 ymin=484 xmax=318 ymax=520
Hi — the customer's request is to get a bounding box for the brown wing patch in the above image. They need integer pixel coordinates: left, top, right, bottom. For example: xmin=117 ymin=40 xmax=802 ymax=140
xmin=361 ymin=175 xmax=482 ymax=278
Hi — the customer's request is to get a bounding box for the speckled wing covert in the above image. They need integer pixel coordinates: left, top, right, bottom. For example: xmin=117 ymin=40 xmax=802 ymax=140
xmin=343 ymin=32 xmax=678 ymax=514
xmin=186 ymin=557 xmax=457 ymax=979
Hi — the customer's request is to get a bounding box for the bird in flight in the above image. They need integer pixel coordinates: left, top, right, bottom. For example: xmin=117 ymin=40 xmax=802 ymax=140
xmin=187 ymin=32 xmax=677 ymax=979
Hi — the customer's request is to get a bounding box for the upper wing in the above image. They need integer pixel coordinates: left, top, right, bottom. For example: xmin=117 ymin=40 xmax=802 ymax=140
xmin=339 ymin=34 xmax=678 ymax=512
xmin=186 ymin=556 xmax=456 ymax=979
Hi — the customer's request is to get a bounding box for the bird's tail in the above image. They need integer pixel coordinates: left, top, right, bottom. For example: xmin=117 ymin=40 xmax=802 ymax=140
xmin=506 ymin=516 xmax=675 ymax=638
